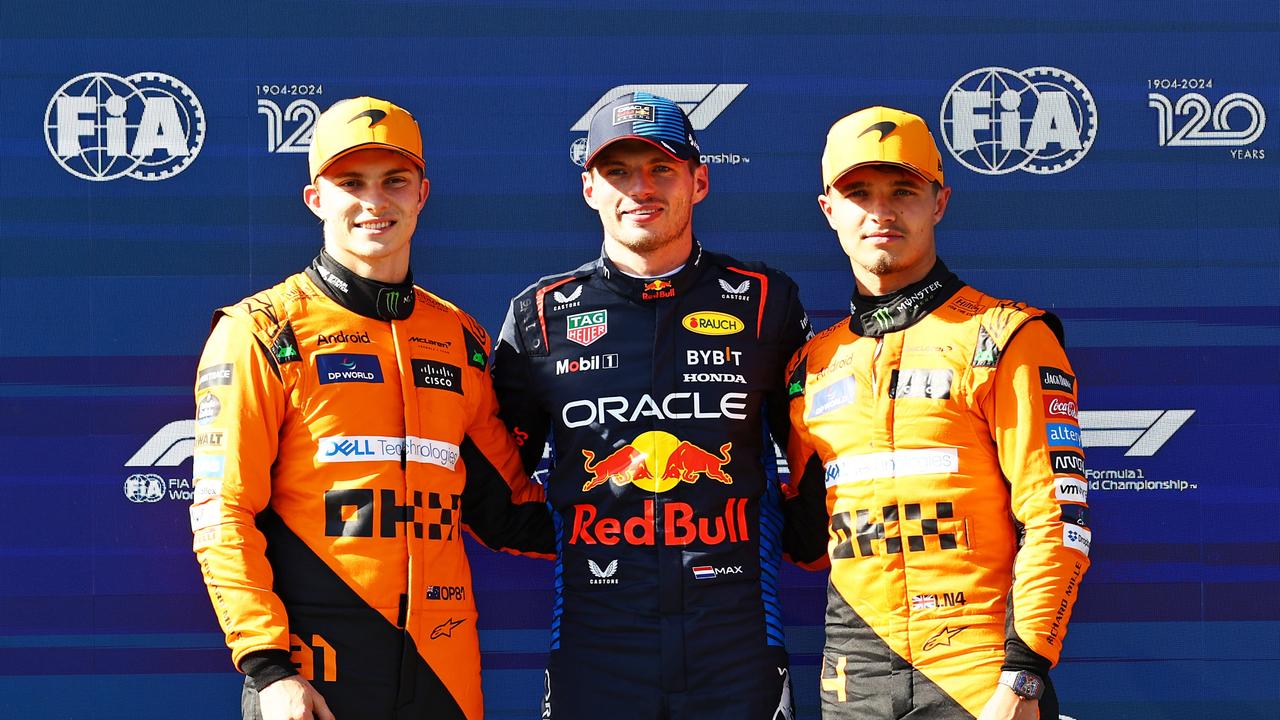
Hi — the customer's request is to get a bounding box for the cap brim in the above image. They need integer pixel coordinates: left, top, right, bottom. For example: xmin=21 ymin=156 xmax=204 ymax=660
xmin=826 ymin=160 xmax=936 ymax=191
xmin=313 ymin=143 xmax=426 ymax=180
xmin=585 ymin=135 xmax=696 ymax=168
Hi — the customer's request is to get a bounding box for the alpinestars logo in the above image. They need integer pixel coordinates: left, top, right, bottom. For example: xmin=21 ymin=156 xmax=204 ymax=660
xmin=570 ymin=84 xmax=749 ymax=166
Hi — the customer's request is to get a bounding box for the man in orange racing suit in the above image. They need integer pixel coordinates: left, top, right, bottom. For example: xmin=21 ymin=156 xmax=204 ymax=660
xmin=785 ymin=107 xmax=1090 ymax=720
xmin=191 ymin=97 xmax=553 ymax=720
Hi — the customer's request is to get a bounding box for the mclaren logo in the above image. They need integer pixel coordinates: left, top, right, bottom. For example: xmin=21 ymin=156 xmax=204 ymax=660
xmin=859 ymin=121 xmax=898 ymax=141
xmin=350 ymin=108 xmax=387 ymax=127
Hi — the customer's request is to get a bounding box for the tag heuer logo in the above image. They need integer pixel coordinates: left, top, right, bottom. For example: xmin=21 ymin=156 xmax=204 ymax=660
xmin=567 ymin=310 xmax=608 ymax=347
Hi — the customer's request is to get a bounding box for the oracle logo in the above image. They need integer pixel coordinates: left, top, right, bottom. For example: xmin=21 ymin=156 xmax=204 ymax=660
xmin=1044 ymin=395 xmax=1078 ymax=421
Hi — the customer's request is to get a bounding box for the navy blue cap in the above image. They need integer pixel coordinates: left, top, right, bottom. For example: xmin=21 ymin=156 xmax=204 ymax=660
xmin=584 ymin=92 xmax=701 ymax=167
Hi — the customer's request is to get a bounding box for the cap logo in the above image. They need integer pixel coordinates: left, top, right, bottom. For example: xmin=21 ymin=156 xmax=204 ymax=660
xmin=350 ymin=108 xmax=388 ymax=127
xmin=613 ymin=103 xmax=655 ymax=125
xmin=859 ymin=121 xmax=898 ymax=142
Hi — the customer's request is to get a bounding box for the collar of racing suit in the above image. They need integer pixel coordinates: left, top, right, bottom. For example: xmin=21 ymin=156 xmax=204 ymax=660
xmin=848 ymin=258 xmax=966 ymax=337
xmin=305 ymin=250 xmax=417 ymax=321
xmin=596 ymin=238 xmax=706 ymax=301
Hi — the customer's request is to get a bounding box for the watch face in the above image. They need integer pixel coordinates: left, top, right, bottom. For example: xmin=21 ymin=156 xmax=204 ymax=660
xmin=1017 ymin=673 xmax=1042 ymax=698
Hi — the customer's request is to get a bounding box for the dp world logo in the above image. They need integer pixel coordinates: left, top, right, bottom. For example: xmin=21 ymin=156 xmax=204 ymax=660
xmin=940 ymin=67 xmax=1096 ymax=175
xmin=45 ymin=72 xmax=206 ymax=181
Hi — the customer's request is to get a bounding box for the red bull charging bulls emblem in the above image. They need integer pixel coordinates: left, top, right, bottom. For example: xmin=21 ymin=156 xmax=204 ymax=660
xmin=572 ymin=432 xmax=747 ymax=546
xmin=580 ymin=431 xmax=733 ymax=492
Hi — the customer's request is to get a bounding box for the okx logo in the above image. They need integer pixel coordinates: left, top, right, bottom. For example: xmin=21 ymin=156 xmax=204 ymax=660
xmin=940 ymin=67 xmax=1096 ymax=175
xmin=569 ymin=84 xmax=749 ymax=166
xmin=45 ymin=72 xmax=205 ymax=181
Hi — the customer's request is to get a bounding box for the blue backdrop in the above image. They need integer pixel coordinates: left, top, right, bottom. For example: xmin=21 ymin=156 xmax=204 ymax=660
xmin=2 ymin=2 xmax=1277 ymax=718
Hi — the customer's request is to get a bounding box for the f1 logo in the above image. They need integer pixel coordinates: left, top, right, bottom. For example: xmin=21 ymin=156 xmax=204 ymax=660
xmin=570 ymin=84 xmax=747 ymax=131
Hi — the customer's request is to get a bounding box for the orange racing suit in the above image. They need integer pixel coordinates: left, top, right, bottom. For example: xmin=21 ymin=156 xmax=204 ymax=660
xmin=191 ymin=253 xmax=553 ymax=720
xmin=785 ymin=260 xmax=1090 ymax=719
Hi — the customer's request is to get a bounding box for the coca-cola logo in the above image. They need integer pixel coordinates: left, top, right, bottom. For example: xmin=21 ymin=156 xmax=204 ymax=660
xmin=1043 ymin=395 xmax=1078 ymax=420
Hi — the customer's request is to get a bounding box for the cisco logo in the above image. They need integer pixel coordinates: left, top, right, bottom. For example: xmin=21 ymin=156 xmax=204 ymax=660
xmin=940 ymin=66 xmax=1096 ymax=175
xmin=45 ymin=71 xmax=205 ymax=181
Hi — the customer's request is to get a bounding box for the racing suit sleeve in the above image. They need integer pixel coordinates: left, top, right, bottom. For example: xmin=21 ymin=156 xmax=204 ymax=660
xmin=781 ymin=344 xmax=832 ymax=570
xmin=191 ymin=313 xmax=296 ymax=685
xmin=490 ymin=298 xmax=552 ymax=477
xmin=458 ymin=319 xmax=555 ymax=558
xmin=982 ymin=318 xmax=1091 ymax=675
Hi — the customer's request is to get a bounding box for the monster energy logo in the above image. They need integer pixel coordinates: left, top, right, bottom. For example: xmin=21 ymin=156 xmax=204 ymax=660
xmin=383 ymin=290 xmax=403 ymax=315
xmin=871 ymin=307 xmax=894 ymax=330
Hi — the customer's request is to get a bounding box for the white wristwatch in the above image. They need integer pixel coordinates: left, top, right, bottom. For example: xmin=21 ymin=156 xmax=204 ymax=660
xmin=998 ymin=670 xmax=1044 ymax=701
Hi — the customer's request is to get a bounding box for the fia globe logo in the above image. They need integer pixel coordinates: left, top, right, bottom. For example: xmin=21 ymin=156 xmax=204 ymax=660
xmin=45 ymin=72 xmax=205 ymax=181
xmin=940 ymin=66 xmax=1096 ymax=175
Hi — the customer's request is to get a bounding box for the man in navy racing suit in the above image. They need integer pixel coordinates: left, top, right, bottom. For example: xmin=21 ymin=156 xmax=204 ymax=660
xmin=491 ymin=92 xmax=824 ymax=719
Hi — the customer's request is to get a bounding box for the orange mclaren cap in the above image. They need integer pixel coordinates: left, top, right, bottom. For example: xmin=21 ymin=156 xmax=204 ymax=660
xmin=821 ymin=106 xmax=944 ymax=190
xmin=308 ymin=97 xmax=425 ymax=180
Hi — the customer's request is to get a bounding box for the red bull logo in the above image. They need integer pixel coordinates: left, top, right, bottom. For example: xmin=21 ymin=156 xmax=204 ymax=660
xmin=582 ymin=445 xmax=654 ymax=491
xmin=580 ymin=431 xmax=733 ymax=493
xmin=569 ymin=497 xmax=751 ymax=546
xmin=642 ymin=279 xmax=675 ymax=300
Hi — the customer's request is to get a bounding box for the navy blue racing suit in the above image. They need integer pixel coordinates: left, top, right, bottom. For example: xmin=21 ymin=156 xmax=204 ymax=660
xmin=492 ymin=242 xmax=823 ymax=719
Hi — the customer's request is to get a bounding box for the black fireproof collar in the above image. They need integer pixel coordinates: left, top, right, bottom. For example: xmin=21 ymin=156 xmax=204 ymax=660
xmin=596 ymin=238 xmax=706 ymax=303
xmin=305 ymin=250 xmax=416 ymax=321
xmin=848 ymin=259 xmax=965 ymax=337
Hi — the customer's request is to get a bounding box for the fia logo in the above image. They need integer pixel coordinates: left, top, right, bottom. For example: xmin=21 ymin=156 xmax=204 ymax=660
xmin=1148 ymin=92 xmax=1265 ymax=149
xmin=45 ymin=72 xmax=205 ymax=181
xmin=123 ymin=473 xmax=165 ymax=503
xmin=940 ymin=66 xmax=1096 ymax=175
xmin=257 ymin=98 xmax=322 ymax=153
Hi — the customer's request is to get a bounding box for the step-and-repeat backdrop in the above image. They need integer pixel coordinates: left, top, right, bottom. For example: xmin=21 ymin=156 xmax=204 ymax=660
xmin=2 ymin=2 xmax=1276 ymax=718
